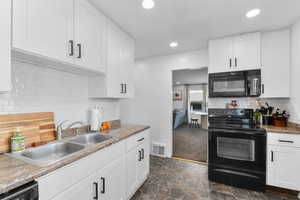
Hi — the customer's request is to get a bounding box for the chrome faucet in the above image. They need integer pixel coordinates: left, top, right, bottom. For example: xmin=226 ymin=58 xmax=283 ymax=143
xmin=56 ymin=120 xmax=68 ymax=140
xmin=66 ymin=121 xmax=84 ymax=135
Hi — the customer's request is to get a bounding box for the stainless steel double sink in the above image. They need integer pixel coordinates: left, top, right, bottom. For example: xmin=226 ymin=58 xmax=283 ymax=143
xmin=8 ymin=133 xmax=113 ymax=167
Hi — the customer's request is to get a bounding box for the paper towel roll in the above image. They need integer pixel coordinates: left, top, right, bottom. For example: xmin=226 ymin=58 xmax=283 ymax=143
xmin=90 ymin=107 xmax=100 ymax=131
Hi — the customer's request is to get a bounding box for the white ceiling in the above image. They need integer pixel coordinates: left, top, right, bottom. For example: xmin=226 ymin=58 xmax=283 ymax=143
xmin=90 ymin=0 xmax=300 ymax=59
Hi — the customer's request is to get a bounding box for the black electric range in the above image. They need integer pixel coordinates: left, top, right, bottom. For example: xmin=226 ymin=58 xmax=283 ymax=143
xmin=208 ymin=108 xmax=266 ymax=192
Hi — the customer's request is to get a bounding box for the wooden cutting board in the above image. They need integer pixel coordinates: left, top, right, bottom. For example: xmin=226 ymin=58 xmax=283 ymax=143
xmin=0 ymin=112 xmax=56 ymax=153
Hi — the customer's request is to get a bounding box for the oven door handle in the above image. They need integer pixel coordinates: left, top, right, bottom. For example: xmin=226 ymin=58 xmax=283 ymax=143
xmin=210 ymin=128 xmax=265 ymax=136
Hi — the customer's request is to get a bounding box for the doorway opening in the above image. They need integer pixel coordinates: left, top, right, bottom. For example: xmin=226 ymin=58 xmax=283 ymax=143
xmin=172 ymin=68 xmax=208 ymax=163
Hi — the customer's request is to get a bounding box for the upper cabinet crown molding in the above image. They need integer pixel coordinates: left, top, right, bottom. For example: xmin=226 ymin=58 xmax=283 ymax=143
xmin=209 ymin=32 xmax=261 ymax=73
xmin=0 ymin=0 xmax=11 ymax=93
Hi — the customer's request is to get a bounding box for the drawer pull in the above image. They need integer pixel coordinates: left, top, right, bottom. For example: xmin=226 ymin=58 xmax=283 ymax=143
xmin=137 ymin=138 xmax=145 ymax=142
xmin=278 ymin=140 xmax=294 ymax=143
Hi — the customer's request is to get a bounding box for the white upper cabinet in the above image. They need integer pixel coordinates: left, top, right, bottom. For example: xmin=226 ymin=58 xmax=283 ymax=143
xmin=209 ymin=32 xmax=261 ymax=73
xmin=12 ymin=0 xmax=106 ymax=74
xmin=12 ymin=0 xmax=135 ymax=97
xmin=12 ymin=0 xmax=74 ymax=64
xmin=120 ymin=32 xmax=135 ymax=98
xmin=209 ymin=37 xmax=233 ymax=73
xmin=106 ymin=20 xmax=125 ymax=98
xmin=261 ymin=29 xmax=290 ymax=98
xmin=0 ymin=0 xmax=11 ymax=92
xmin=232 ymin=32 xmax=261 ymax=71
xmin=74 ymin=0 xmax=106 ymax=73
xmin=88 ymin=19 xmax=135 ymax=99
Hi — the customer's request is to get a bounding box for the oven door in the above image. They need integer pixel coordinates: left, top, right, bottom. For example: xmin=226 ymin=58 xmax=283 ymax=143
xmin=209 ymin=71 xmax=247 ymax=97
xmin=209 ymin=128 xmax=266 ymax=172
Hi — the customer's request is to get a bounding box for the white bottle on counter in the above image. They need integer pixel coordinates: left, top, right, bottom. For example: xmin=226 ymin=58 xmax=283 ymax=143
xmin=89 ymin=106 xmax=102 ymax=131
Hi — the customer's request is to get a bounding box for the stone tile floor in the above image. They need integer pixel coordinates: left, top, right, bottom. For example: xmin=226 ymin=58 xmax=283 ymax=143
xmin=131 ymin=156 xmax=297 ymax=200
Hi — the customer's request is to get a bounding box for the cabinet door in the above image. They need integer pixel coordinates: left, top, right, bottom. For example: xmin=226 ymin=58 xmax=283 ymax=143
xmin=267 ymin=145 xmax=300 ymax=191
xmin=0 ymin=0 xmax=11 ymax=92
xmin=233 ymin=33 xmax=261 ymax=71
xmin=126 ymin=147 xmax=139 ymax=199
xmin=106 ymin=20 xmax=123 ymax=98
xmin=121 ymin=34 xmax=135 ymax=98
xmin=138 ymin=138 xmax=150 ymax=186
xmin=12 ymin=0 xmax=74 ymax=64
xmin=52 ymin=174 xmax=97 ymax=200
xmin=261 ymin=30 xmax=290 ymax=98
xmin=74 ymin=0 xmax=106 ymax=73
xmin=98 ymin=157 xmax=126 ymax=200
xmin=209 ymin=37 xmax=233 ymax=73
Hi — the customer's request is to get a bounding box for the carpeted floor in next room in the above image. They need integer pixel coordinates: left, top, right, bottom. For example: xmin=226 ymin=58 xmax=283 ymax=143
xmin=173 ymin=123 xmax=208 ymax=162
xmin=131 ymin=156 xmax=297 ymax=200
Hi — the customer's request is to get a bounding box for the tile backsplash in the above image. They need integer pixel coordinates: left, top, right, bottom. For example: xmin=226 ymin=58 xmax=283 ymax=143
xmin=209 ymin=97 xmax=293 ymax=118
xmin=209 ymin=98 xmax=290 ymax=110
xmin=0 ymin=61 xmax=120 ymax=125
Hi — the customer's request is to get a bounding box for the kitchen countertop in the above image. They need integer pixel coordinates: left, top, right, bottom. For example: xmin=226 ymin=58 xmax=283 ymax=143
xmin=261 ymin=125 xmax=300 ymax=134
xmin=0 ymin=124 xmax=150 ymax=194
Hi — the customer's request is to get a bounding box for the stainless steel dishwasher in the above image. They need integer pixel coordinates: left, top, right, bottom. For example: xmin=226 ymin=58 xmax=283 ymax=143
xmin=0 ymin=181 xmax=38 ymax=200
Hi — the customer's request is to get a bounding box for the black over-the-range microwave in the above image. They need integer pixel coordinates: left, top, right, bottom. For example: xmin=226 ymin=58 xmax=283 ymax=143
xmin=209 ymin=69 xmax=261 ymax=98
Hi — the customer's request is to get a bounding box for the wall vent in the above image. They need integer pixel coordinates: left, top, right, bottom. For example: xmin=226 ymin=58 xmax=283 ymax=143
xmin=152 ymin=143 xmax=166 ymax=157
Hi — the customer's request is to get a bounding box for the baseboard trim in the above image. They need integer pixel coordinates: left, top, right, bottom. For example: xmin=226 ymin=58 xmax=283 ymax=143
xmin=172 ymin=157 xmax=208 ymax=165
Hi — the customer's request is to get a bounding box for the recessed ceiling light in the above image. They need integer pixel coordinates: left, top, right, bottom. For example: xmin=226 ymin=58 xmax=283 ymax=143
xmin=246 ymin=8 xmax=261 ymax=18
xmin=142 ymin=0 xmax=155 ymax=10
xmin=170 ymin=42 xmax=178 ymax=48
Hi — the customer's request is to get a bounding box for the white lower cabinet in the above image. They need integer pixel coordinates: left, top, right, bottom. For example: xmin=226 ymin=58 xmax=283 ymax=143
xmin=98 ymin=157 xmax=126 ymax=200
xmin=37 ymin=129 xmax=150 ymax=200
xmin=137 ymin=137 xmax=150 ymax=185
xmin=126 ymin=148 xmax=140 ymax=198
xmin=51 ymin=174 xmax=96 ymax=200
xmin=267 ymin=132 xmax=300 ymax=193
xmin=126 ymin=130 xmax=150 ymax=200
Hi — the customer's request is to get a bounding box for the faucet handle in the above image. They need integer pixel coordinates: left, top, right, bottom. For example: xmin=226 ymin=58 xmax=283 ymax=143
xmin=57 ymin=120 xmax=68 ymax=130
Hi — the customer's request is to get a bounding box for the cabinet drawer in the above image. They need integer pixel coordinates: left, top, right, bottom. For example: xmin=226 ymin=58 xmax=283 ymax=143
xmin=126 ymin=129 xmax=149 ymax=152
xmin=268 ymin=132 xmax=300 ymax=147
xmin=38 ymin=140 xmax=125 ymax=200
